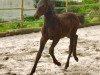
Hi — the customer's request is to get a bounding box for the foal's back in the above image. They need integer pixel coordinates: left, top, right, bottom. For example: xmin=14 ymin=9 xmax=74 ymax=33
xmin=59 ymin=12 xmax=79 ymax=27
xmin=58 ymin=12 xmax=80 ymax=36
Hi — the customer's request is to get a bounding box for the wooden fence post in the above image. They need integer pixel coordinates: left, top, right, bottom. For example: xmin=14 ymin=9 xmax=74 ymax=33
xmin=99 ymin=0 xmax=100 ymax=11
xmin=65 ymin=0 xmax=68 ymax=12
xmin=21 ymin=0 xmax=24 ymax=27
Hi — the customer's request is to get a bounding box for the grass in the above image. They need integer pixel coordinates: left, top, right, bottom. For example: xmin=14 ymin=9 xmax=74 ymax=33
xmin=0 ymin=17 xmax=44 ymax=32
xmin=23 ymin=16 xmax=44 ymax=28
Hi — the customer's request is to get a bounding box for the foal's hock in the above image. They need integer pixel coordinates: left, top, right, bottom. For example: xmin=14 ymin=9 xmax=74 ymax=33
xmin=30 ymin=0 xmax=80 ymax=75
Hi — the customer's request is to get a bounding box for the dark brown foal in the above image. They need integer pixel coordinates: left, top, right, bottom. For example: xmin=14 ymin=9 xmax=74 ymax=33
xmin=29 ymin=0 xmax=79 ymax=75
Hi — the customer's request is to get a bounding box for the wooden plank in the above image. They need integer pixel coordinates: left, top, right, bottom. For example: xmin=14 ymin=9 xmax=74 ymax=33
xmin=0 ymin=8 xmax=21 ymax=10
xmin=0 ymin=27 xmax=41 ymax=37
xmin=65 ymin=0 xmax=68 ymax=12
xmin=99 ymin=0 xmax=100 ymax=11
xmin=20 ymin=0 xmax=24 ymax=27
xmin=0 ymin=20 xmax=22 ymax=26
xmin=0 ymin=8 xmax=36 ymax=10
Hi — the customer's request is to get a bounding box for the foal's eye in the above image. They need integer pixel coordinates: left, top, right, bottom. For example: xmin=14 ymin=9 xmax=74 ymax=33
xmin=41 ymin=4 xmax=45 ymax=7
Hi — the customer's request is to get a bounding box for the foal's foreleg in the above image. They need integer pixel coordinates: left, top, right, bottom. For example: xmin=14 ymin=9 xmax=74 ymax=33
xmin=49 ymin=39 xmax=61 ymax=66
xmin=73 ymin=34 xmax=78 ymax=62
xmin=65 ymin=36 xmax=74 ymax=69
xmin=30 ymin=37 xmax=48 ymax=75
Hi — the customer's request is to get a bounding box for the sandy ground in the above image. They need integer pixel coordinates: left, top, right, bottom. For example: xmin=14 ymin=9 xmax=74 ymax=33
xmin=0 ymin=25 xmax=100 ymax=75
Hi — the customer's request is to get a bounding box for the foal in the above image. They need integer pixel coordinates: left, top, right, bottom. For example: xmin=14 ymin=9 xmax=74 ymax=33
xmin=30 ymin=0 xmax=80 ymax=75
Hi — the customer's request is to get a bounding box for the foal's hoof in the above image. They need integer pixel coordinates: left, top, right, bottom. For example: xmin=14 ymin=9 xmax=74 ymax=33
xmin=64 ymin=66 xmax=68 ymax=70
xmin=29 ymin=73 xmax=34 ymax=75
xmin=57 ymin=62 xmax=61 ymax=66
xmin=27 ymin=74 xmax=32 ymax=75
xmin=54 ymin=61 xmax=61 ymax=66
xmin=29 ymin=69 xmax=36 ymax=75
xmin=27 ymin=73 xmax=32 ymax=75
xmin=74 ymin=57 xmax=78 ymax=62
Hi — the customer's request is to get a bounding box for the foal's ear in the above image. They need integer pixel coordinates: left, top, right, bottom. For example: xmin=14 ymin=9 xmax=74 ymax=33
xmin=45 ymin=0 xmax=55 ymax=7
xmin=34 ymin=4 xmax=37 ymax=8
xmin=45 ymin=0 xmax=49 ymax=3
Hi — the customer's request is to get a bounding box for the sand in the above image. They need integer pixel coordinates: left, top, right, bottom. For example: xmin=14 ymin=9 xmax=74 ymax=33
xmin=0 ymin=25 xmax=100 ymax=75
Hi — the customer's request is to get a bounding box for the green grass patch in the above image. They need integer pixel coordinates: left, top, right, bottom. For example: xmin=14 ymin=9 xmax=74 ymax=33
xmin=0 ymin=23 xmax=21 ymax=32
xmin=0 ymin=17 xmax=44 ymax=32
xmin=23 ymin=16 xmax=44 ymax=28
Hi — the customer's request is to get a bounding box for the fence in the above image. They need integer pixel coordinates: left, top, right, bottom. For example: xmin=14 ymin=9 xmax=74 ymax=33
xmin=0 ymin=0 xmax=100 ymax=26
xmin=0 ymin=0 xmax=71 ymax=25
xmin=0 ymin=0 xmax=68 ymax=25
xmin=0 ymin=0 xmax=35 ymax=25
xmin=56 ymin=0 xmax=100 ymax=24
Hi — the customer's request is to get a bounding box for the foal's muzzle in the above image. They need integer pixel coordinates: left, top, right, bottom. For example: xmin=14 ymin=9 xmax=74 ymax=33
xmin=34 ymin=14 xmax=39 ymax=19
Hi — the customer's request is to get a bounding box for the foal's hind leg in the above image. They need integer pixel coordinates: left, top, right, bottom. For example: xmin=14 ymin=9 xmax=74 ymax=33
xmin=73 ymin=34 xmax=78 ymax=62
xmin=49 ymin=39 xmax=61 ymax=66
xmin=65 ymin=35 xmax=74 ymax=69
xmin=30 ymin=37 xmax=48 ymax=75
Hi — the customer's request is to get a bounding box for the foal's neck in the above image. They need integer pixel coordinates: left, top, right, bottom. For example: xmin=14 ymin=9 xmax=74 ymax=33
xmin=44 ymin=10 xmax=57 ymax=26
xmin=44 ymin=10 xmax=56 ymax=19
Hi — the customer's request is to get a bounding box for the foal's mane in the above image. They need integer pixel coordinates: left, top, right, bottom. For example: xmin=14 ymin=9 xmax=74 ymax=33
xmin=38 ymin=0 xmax=55 ymax=9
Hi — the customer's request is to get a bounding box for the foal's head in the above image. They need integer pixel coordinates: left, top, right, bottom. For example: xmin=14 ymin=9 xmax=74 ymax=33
xmin=34 ymin=0 xmax=55 ymax=19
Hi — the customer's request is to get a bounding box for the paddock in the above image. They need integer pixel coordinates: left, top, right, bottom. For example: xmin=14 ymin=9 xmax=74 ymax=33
xmin=0 ymin=25 xmax=100 ymax=75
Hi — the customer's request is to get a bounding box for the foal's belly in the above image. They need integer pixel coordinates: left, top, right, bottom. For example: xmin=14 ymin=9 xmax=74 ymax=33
xmin=47 ymin=29 xmax=70 ymax=40
xmin=42 ymin=25 xmax=71 ymax=40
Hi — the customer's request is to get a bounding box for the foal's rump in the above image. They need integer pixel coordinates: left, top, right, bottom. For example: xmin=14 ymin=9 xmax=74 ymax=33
xmin=59 ymin=12 xmax=79 ymax=27
xmin=58 ymin=12 xmax=80 ymax=36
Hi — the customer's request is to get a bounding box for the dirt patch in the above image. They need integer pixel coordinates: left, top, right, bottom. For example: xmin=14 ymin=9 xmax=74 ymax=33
xmin=0 ymin=25 xmax=100 ymax=75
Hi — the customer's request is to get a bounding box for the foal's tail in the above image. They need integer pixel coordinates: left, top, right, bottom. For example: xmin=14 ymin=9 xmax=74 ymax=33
xmin=77 ymin=15 xmax=84 ymax=26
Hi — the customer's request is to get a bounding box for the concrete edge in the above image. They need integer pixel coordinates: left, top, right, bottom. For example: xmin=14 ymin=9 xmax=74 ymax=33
xmin=0 ymin=23 xmax=100 ymax=38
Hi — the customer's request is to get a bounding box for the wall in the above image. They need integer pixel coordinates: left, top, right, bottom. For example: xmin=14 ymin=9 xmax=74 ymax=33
xmin=0 ymin=0 xmax=35 ymax=21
